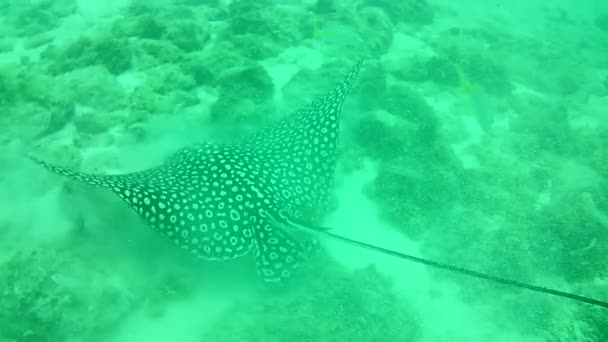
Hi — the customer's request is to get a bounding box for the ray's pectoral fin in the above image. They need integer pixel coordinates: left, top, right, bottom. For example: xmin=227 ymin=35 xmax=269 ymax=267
xmin=253 ymin=219 xmax=318 ymax=283
xmin=30 ymin=157 xmax=145 ymax=212
xmin=30 ymin=157 xmax=128 ymax=190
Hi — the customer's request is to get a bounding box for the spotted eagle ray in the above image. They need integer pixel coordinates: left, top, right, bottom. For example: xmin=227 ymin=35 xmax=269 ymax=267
xmin=33 ymin=60 xmax=362 ymax=283
xmin=32 ymin=60 xmax=607 ymax=308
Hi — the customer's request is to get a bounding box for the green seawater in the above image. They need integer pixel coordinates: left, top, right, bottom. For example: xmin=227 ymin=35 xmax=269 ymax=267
xmin=0 ymin=0 xmax=607 ymax=341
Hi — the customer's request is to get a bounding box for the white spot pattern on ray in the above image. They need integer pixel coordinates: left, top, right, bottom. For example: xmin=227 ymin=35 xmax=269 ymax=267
xmin=33 ymin=60 xmax=362 ymax=282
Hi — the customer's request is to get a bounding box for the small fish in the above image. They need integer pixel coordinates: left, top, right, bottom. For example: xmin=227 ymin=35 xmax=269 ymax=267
xmin=457 ymin=65 xmax=495 ymax=132
xmin=33 ymin=60 xmax=362 ymax=283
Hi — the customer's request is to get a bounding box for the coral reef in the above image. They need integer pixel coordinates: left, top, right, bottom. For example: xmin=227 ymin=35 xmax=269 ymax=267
xmin=8 ymin=0 xmax=72 ymax=36
xmin=210 ymin=63 xmax=275 ymax=123
xmin=365 ymin=156 xmax=462 ymax=240
xmin=135 ymin=39 xmax=185 ymax=66
xmin=146 ymin=63 xmax=197 ymax=95
xmin=595 ymin=14 xmax=608 ymax=32
xmin=281 ymin=59 xmax=356 ymax=110
xmin=0 ymin=60 xmax=76 ymax=141
xmin=164 ymin=19 xmax=210 ymax=53
xmin=354 ymin=61 xmax=388 ymax=110
xmin=226 ymin=3 xmax=315 ymax=46
xmin=400 ymin=56 xmax=461 ymax=87
xmin=350 ymin=80 xmax=465 ymax=240
xmin=383 ymin=83 xmax=436 ymax=125
xmin=0 ymin=249 xmax=137 ymax=342
xmin=528 ymin=190 xmax=608 ymax=283
xmin=363 ymin=0 xmax=434 ymax=26
xmin=201 ymin=258 xmax=420 ymax=341
xmin=1 ymin=0 xmax=606 ymax=340
xmin=57 ymin=66 xmax=128 ymax=112
xmin=544 ymin=306 xmax=608 ymax=341
xmin=44 ymin=36 xmax=133 ymax=76
xmin=180 ymin=53 xmax=215 ymax=86
xmin=209 ymin=2 xmax=318 ymax=60
xmin=445 ymin=50 xmax=512 ymax=97
xmin=351 ymin=111 xmax=406 ymax=161
xmin=195 ymin=41 xmax=250 ymax=77
xmin=399 ymin=28 xmax=513 ymax=96
xmin=509 ymin=96 xmax=578 ymax=157
xmin=229 ymin=34 xmax=282 ymax=60
xmin=354 ymin=6 xmax=394 ymax=57
xmin=127 ymin=85 xmax=173 ymax=115
xmin=113 ymin=5 xmax=210 ymax=53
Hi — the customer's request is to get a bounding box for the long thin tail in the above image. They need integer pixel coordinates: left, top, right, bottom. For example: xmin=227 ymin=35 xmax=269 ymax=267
xmin=268 ymin=210 xmax=608 ymax=309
